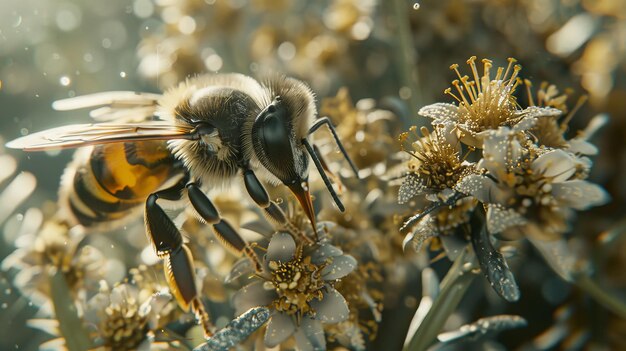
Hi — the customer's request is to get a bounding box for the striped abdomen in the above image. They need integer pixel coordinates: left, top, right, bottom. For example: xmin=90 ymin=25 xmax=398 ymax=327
xmin=59 ymin=141 xmax=181 ymax=228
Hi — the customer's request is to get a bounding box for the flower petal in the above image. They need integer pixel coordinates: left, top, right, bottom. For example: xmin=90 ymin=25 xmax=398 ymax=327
xmin=486 ymin=204 xmax=527 ymax=234
xmin=512 ymin=116 xmax=538 ymax=132
xmin=232 ymin=281 xmax=276 ymax=315
xmin=293 ymin=317 xmax=326 ymax=351
xmin=310 ymin=244 xmax=343 ymax=265
xmin=140 ymin=289 xmax=171 ymax=318
xmin=579 ymin=113 xmax=608 ymax=140
xmin=267 ymin=232 xmax=296 ymax=262
xmin=455 ymin=174 xmax=507 ymax=204
xmin=322 ymin=254 xmax=357 ymax=280
xmin=551 ymin=180 xmax=610 ymax=210
xmin=398 ymin=173 xmax=425 ymax=204
xmin=567 ymin=139 xmax=598 ymax=155
xmin=418 ymin=103 xmax=459 ymax=122
xmin=225 ymin=258 xmax=252 ymax=284
xmin=517 ymin=106 xmax=562 ymax=119
xmin=482 ymin=127 xmax=522 ymax=176
xmin=531 ymin=149 xmax=576 ymax=183
xmin=310 ymin=287 xmax=350 ymax=323
xmin=264 ymin=312 xmax=296 ymax=347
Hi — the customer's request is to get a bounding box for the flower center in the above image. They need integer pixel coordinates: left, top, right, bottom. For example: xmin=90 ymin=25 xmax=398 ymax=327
xmin=100 ymin=302 xmax=149 ymax=350
xmin=402 ymin=125 xmax=466 ymax=192
xmin=267 ymin=247 xmax=326 ymax=316
xmin=445 ymin=57 xmax=522 ymax=133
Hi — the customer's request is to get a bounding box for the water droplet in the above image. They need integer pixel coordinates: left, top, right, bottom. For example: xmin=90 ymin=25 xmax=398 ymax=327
xmin=413 ymin=2 xmax=420 ymax=10
xmin=5 ymin=288 xmax=11 ymax=294
xmin=59 ymin=76 xmax=71 ymax=86
xmin=101 ymin=38 xmax=112 ymax=49
xmin=1 ymin=303 xmax=8 ymax=309
xmin=120 ymin=71 xmax=126 ymax=78
xmin=12 ymin=16 xmax=23 ymax=28
xmin=399 ymin=86 xmax=412 ymax=99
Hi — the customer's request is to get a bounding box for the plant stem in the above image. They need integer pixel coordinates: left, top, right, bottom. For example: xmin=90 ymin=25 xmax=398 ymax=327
xmin=404 ymin=246 xmax=478 ymax=351
xmin=575 ymin=274 xmax=626 ymax=320
xmin=48 ymin=268 xmax=92 ymax=351
xmin=391 ymin=0 xmax=422 ymax=123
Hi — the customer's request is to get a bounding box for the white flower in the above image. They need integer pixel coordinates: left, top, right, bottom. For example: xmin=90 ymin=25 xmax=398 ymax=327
xmin=419 ymin=57 xmax=562 ymax=148
xmin=233 ymin=232 xmax=356 ymax=350
xmin=455 ymin=126 xmax=609 ymax=238
xmin=84 ymin=281 xmax=176 ymax=350
xmin=398 ymin=123 xmax=470 ymax=204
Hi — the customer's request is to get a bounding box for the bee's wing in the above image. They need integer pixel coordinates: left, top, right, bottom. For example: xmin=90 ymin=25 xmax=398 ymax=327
xmin=53 ymin=91 xmax=162 ymax=122
xmin=6 ymin=121 xmax=197 ymax=152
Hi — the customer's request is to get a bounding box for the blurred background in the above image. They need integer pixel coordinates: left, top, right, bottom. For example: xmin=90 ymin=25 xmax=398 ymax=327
xmin=1 ymin=0 xmax=625 ymax=350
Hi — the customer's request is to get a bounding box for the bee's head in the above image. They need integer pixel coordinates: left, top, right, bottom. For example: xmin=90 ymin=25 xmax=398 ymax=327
xmin=251 ymin=78 xmax=316 ymax=228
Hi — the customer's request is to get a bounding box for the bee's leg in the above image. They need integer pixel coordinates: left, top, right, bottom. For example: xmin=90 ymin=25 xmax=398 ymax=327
xmin=186 ymin=183 xmax=263 ymax=273
xmin=312 ymin=144 xmax=343 ymax=194
xmin=242 ymin=169 xmax=315 ymax=244
xmin=307 ymin=116 xmax=359 ymax=177
xmin=145 ymin=188 xmax=214 ymax=338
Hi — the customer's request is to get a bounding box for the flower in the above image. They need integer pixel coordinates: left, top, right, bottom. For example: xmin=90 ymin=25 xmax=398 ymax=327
xmin=233 ymin=232 xmax=356 ymax=350
xmin=398 ymin=123 xmax=470 ymax=203
xmin=2 ymin=220 xmax=106 ymax=312
xmin=319 ymin=87 xmax=401 ymax=173
xmin=83 ymin=281 xmax=176 ymax=350
xmin=455 ymin=126 xmax=609 ymax=239
xmin=419 ymin=57 xmax=562 ymax=148
xmin=31 ymin=280 xmax=178 ymax=351
xmin=524 ymin=80 xmax=607 ymax=157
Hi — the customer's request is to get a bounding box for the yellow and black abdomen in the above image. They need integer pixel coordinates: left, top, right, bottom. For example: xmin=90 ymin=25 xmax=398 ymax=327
xmin=59 ymin=140 xmax=181 ymax=228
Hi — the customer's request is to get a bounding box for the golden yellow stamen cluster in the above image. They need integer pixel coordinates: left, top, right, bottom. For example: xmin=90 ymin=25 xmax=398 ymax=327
xmin=445 ymin=56 xmax=522 ymax=131
xmin=332 ymin=261 xmax=383 ymax=340
xmin=99 ymin=291 xmax=150 ymax=350
xmin=401 ymin=125 xmax=466 ymax=192
xmin=524 ymin=80 xmax=588 ymax=149
xmin=496 ymin=148 xmax=558 ymax=212
xmin=266 ymin=246 xmax=327 ymax=316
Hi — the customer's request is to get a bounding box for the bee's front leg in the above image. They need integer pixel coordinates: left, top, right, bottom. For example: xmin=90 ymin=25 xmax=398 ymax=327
xmin=242 ymin=169 xmax=315 ymax=244
xmin=186 ymin=183 xmax=264 ymax=272
xmin=145 ymin=189 xmax=213 ymax=338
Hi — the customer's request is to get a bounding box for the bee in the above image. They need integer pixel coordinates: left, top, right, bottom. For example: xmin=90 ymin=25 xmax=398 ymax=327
xmin=6 ymin=73 xmax=358 ymax=336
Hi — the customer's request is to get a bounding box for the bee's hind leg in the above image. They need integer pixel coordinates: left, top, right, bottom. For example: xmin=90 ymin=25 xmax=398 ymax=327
xmin=186 ymin=183 xmax=264 ymax=273
xmin=242 ymin=169 xmax=315 ymax=244
xmin=145 ymin=185 xmax=214 ymax=338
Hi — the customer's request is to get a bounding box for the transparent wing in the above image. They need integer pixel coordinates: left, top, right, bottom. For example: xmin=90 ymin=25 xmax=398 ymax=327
xmin=52 ymin=91 xmax=162 ymax=122
xmin=5 ymin=121 xmax=197 ymax=151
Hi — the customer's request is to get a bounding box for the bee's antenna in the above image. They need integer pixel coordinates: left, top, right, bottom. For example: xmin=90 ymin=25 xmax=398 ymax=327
xmin=302 ymin=138 xmax=345 ymax=212
xmin=307 ymin=117 xmax=359 ymax=179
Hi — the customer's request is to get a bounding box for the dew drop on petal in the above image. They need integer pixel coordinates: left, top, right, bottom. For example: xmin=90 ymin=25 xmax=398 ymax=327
xmin=59 ymin=76 xmax=71 ymax=86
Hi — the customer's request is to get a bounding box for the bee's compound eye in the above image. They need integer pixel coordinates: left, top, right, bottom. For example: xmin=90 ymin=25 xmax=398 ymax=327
xmin=267 ymin=105 xmax=276 ymax=113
